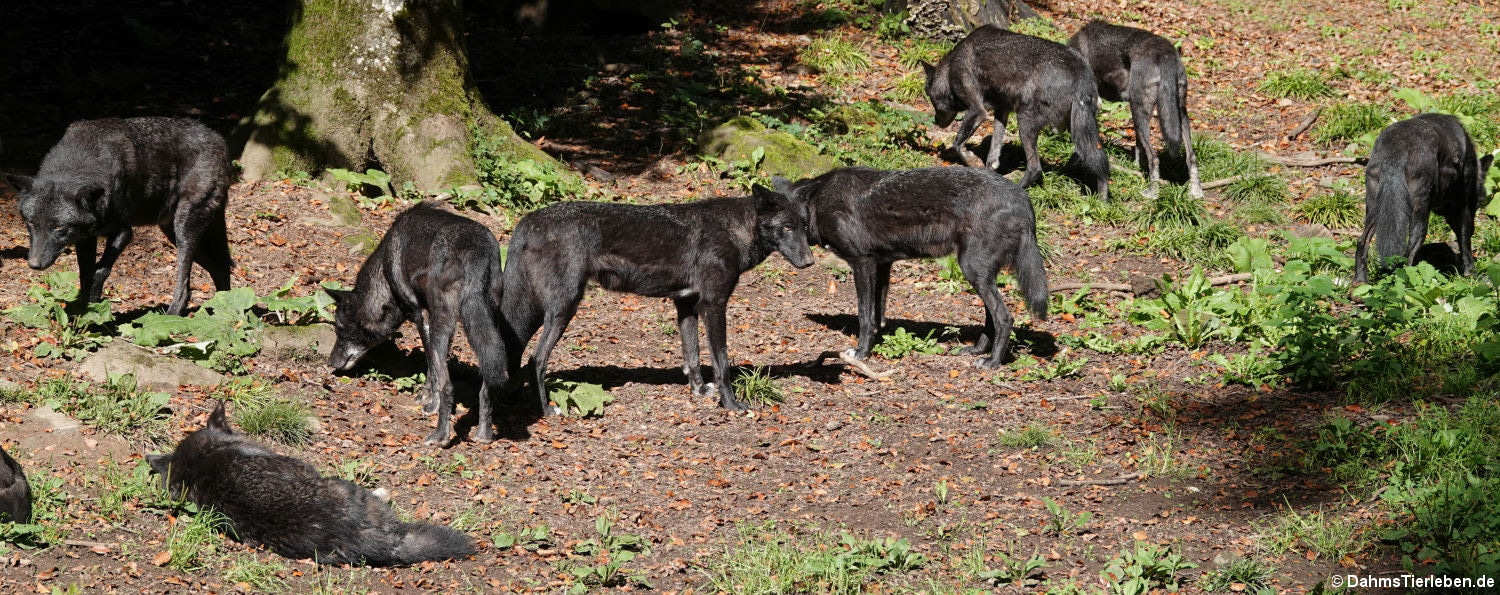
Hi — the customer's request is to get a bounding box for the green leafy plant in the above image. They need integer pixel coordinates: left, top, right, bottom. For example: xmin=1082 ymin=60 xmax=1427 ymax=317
xmin=977 ymin=548 xmax=1047 ymax=585
xmin=121 ymin=287 xmax=262 ymax=372
xmin=465 ymin=123 xmax=588 ymax=213
xmin=35 ymin=374 xmax=171 ymax=443
xmin=733 ymin=366 xmax=784 ymax=405
xmin=261 ymin=277 xmax=340 ymax=325
xmin=872 ymin=327 xmax=943 ymax=359
xmin=1198 ymin=555 xmax=1276 ymax=593
xmin=492 ymin=524 xmax=553 ymax=550
xmin=547 ymin=380 xmax=614 ymax=417
xmin=561 ymin=510 xmax=652 ymax=594
xmin=326 ymin=167 xmax=394 ymax=207
xmin=1100 ymin=542 xmax=1197 ymax=594
xmin=4 ymin=271 xmax=113 ymax=359
xmin=1010 ymin=352 xmax=1090 ymax=382
xmin=0 ymin=466 xmax=65 ymax=548
xmin=1041 ymin=497 xmax=1093 ymax=536
xmin=1133 ymin=185 xmax=1207 ymax=228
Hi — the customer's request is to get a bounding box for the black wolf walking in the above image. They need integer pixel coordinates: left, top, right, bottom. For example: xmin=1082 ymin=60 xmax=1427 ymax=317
xmin=327 ymin=202 xmax=507 ymax=446
xmin=785 ymin=167 xmax=1048 ymax=368
xmin=148 ymin=402 xmax=474 ymax=565
xmin=4 ymin=117 xmax=233 ymax=315
xmin=0 ymin=444 xmax=30 ymax=524
xmin=1068 ymin=20 xmax=1203 ymax=198
xmin=922 ymin=25 xmax=1110 ymax=200
xmin=500 ymin=188 xmax=814 ymax=413
xmin=1354 ymin=113 xmax=1494 ymax=283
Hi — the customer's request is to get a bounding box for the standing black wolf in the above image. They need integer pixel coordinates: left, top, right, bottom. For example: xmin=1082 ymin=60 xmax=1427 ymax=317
xmin=1354 ymin=113 xmax=1494 ymax=283
xmin=147 ymin=401 xmax=474 ymax=565
xmin=0 ymin=444 xmax=30 ymax=524
xmin=4 ymin=117 xmax=233 ymax=315
xmin=1068 ymin=20 xmax=1203 ymax=198
xmin=786 ymin=167 xmax=1048 ymax=368
xmin=327 ymin=202 xmax=507 ymax=446
xmin=500 ymin=187 xmax=814 ymax=413
xmin=922 ymin=25 xmax=1110 ymax=200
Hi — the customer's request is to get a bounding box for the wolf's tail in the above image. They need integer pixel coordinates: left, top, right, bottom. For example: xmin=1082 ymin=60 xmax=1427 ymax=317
xmin=1015 ymin=221 xmax=1049 ymax=321
xmin=462 ymin=246 xmax=508 ymax=392
xmin=499 ymin=229 xmax=540 ymax=377
xmin=390 ymin=522 xmax=476 ymax=565
xmin=1158 ymin=56 xmax=1188 ymax=156
xmin=1070 ymin=74 xmax=1111 ymax=198
xmin=1372 ymin=154 xmax=1412 ymax=267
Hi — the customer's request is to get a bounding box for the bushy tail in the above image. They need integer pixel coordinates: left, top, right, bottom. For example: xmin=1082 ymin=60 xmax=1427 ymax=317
xmin=461 ymin=250 xmax=508 ymax=392
xmin=498 ymin=230 xmax=541 ymax=377
xmin=1070 ymin=77 xmax=1111 ymax=198
xmin=1158 ymin=57 xmax=1187 ymax=156
xmin=1015 ymin=224 xmax=1049 ymax=321
xmin=1372 ymin=155 xmax=1412 ymax=266
xmin=390 ymin=522 xmax=475 ymax=565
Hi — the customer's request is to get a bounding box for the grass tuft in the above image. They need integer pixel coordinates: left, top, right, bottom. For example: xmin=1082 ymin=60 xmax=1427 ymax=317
xmin=801 ymin=35 xmax=872 ymax=74
xmin=732 ymin=366 xmax=785 ymax=406
xmin=1258 ymin=68 xmax=1335 ymax=100
xmin=1295 ymin=189 xmax=1363 ymax=228
xmin=1312 ymin=102 xmax=1393 ymax=146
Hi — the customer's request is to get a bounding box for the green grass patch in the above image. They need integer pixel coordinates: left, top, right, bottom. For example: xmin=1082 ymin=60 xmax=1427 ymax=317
xmin=166 ymin=507 xmax=231 ymax=572
xmin=1311 ymin=102 xmax=1393 ymax=146
xmin=702 ymin=522 xmax=926 ymax=594
xmin=1133 ymin=185 xmax=1208 ymax=228
xmin=1258 ymin=68 xmax=1335 ymax=100
xmin=996 ymin=422 xmax=1056 ymax=449
xmin=733 ymin=366 xmax=785 ymax=406
xmin=1198 ymin=555 xmax=1276 ymax=593
xmin=1294 ymin=188 xmax=1363 ymax=228
xmin=34 ymin=374 xmax=171 ymax=444
xmin=224 ymin=555 xmax=289 ymax=592
xmin=801 ymin=34 xmax=872 ymax=74
xmin=873 ymin=327 xmax=944 ymax=359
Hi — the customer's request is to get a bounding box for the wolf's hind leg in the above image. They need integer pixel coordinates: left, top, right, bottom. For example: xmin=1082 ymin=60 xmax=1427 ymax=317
xmin=420 ymin=300 xmax=458 ymax=447
xmin=529 ymin=304 xmax=578 ymax=416
xmin=673 ymin=297 xmax=708 ymax=396
xmin=700 ymin=300 xmax=747 ymax=410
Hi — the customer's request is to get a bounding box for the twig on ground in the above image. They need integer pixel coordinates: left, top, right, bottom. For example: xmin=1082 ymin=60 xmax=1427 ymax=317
xmin=1056 ymin=472 xmax=1143 ymax=486
xmin=1287 ymin=107 xmax=1322 ymax=141
xmin=1202 ymin=175 xmax=1245 ymax=190
xmin=814 ymin=350 xmax=894 ymax=380
xmin=1257 ymin=152 xmax=1366 ymax=167
xmin=1049 ymin=273 xmax=1252 ymax=294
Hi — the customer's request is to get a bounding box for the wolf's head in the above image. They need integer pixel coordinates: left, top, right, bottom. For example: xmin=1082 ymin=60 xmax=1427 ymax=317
xmin=919 ymin=61 xmax=958 ymax=128
xmin=326 ymin=288 xmax=403 ymax=372
xmin=5 ymin=175 xmax=104 ymax=270
xmin=754 ymin=180 xmax=814 ymax=270
xmin=147 ymin=400 xmax=235 ymax=489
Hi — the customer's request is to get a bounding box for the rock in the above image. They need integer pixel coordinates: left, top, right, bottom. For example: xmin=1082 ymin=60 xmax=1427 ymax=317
xmin=78 ymin=342 xmax=227 ymax=391
xmin=259 ymin=323 xmax=338 ymax=362
xmin=342 ymin=231 xmax=381 ymax=256
xmin=700 ymin=116 xmax=839 ymax=181
xmin=1288 ymin=223 xmax=1333 ymax=239
xmin=324 ymin=192 xmax=363 ymax=226
xmin=25 ymin=406 xmax=79 ymax=435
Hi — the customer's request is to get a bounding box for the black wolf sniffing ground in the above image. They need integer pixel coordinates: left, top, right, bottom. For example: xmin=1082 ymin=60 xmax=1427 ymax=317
xmin=4 ymin=117 xmax=233 ymax=315
xmin=1068 ymin=20 xmax=1203 ymax=198
xmin=0 ymin=444 xmax=31 ymax=524
xmin=500 ymin=188 xmax=814 ymax=413
xmin=1354 ymin=113 xmax=1494 ymax=283
xmin=147 ymin=401 xmax=474 ymax=565
xmin=327 ymin=202 xmax=507 ymax=446
xmin=922 ymin=25 xmax=1110 ymax=200
xmin=785 ymin=167 xmax=1048 ymax=368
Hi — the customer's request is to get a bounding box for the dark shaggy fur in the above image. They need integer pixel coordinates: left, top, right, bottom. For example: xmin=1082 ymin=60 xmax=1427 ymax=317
xmin=327 ymin=202 xmax=507 ymax=446
xmin=0 ymin=444 xmax=31 ymax=524
xmin=1354 ymin=114 xmax=1493 ymax=283
xmin=786 ymin=167 xmax=1049 ymax=368
xmin=4 ymin=117 xmax=232 ymax=315
xmin=1068 ymin=20 xmax=1203 ymax=198
xmin=147 ymin=402 xmax=474 ymax=566
xmin=922 ymin=25 xmax=1110 ymax=199
xmin=500 ymin=188 xmax=814 ymax=413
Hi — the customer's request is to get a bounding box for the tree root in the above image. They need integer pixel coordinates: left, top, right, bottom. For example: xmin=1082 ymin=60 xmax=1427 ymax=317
xmin=1055 ymin=472 xmax=1143 ymax=486
xmin=1049 ymin=273 xmax=1252 ymax=295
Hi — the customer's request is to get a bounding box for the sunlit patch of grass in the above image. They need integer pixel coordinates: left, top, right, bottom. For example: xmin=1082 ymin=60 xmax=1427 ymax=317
xmin=1312 ymin=102 xmax=1393 ymax=146
xmin=1223 ymin=174 xmax=1289 ymax=204
xmin=1295 ymin=189 xmax=1363 ymax=228
xmin=1258 ymin=68 xmax=1335 ymax=100
xmin=1134 ymin=185 xmax=1207 ymax=228
xmin=801 ymin=35 xmax=872 ymax=74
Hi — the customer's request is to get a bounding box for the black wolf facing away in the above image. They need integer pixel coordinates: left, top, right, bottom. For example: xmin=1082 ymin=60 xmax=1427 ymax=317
xmin=0 ymin=444 xmax=30 ymax=524
xmin=148 ymin=402 xmax=474 ymax=566
xmin=786 ymin=167 xmax=1048 ymax=368
xmin=501 ymin=188 xmax=814 ymax=413
xmin=4 ymin=117 xmax=233 ymax=315
xmin=1355 ymin=113 xmax=1494 ymax=283
xmin=922 ymin=25 xmax=1110 ymax=200
xmin=327 ymin=202 xmax=507 ymax=446
xmin=1068 ymin=20 xmax=1203 ymax=198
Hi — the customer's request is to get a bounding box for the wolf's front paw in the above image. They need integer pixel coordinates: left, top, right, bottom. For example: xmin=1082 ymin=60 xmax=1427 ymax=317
xmin=422 ymin=429 xmax=451 ymax=447
xmin=973 ymin=357 xmax=1003 ymax=370
xmin=694 ymin=382 xmax=715 ymax=398
xmin=419 ymin=391 xmax=439 ymax=415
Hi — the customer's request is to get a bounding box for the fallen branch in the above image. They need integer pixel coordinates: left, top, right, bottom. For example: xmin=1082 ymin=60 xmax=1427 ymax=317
xmin=1056 ymin=472 xmax=1143 ymax=486
xmin=1201 ymin=175 xmax=1245 ymax=190
xmin=62 ymin=539 xmax=115 ymax=549
xmin=1258 ymin=152 xmax=1366 ymax=167
xmin=814 ymin=350 xmax=894 ymax=380
xmin=1287 ymin=107 xmax=1323 ymax=141
xmin=1049 ymin=273 xmax=1252 ymax=295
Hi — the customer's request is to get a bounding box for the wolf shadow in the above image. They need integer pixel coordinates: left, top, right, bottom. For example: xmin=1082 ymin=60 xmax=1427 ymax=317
xmin=785 ymin=166 xmax=1048 ymax=368
xmin=327 ymin=202 xmax=507 ymax=446
xmin=500 ymin=187 xmax=813 ymax=414
xmin=922 ymin=25 xmax=1110 ymax=200
xmin=3 ymin=117 xmax=232 ymax=315
xmin=1068 ymin=20 xmax=1203 ymax=198
xmin=1354 ymin=113 xmax=1493 ymax=283
xmin=147 ymin=401 xmax=474 ymax=565
xmin=0 ymin=444 xmax=30 ymax=524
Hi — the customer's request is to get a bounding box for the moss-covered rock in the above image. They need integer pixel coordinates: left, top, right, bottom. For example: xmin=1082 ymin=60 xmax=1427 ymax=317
xmin=700 ymin=116 xmax=839 ymax=180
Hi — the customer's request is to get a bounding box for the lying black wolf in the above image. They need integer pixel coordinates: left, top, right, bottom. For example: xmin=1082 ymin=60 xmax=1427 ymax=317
xmin=0 ymin=444 xmax=30 ymax=524
xmin=1068 ymin=20 xmax=1203 ymax=198
xmin=4 ymin=117 xmax=233 ymax=315
xmin=501 ymin=187 xmax=814 ymax=413
xmin=1354 ymin=113 xmax=1494 ymax=283
xmin=922 ymin=25 xmax=1110 ymax=200
xmin=785 ymin=167 xmax=1048 ymax=368
xmin=328 ymin=202 xmax=507 ymax=446
xmin=148 ymin=401 xmax=474 ymax=565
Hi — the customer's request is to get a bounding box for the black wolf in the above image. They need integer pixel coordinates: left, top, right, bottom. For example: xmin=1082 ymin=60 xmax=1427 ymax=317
xmin=147 ymin=401 xmax=474 ymax=566
xmin=1068 ymin=20 xmax=1203 ymax=198
xmin=327 ymin=202 xmax=507 ymax=446
xmin=500 ymin=188 xmax=814 ymax=413
xmin=922 ymin=25 xmax=1110 ymax=200
xmin=785 ymin=166 xmax=1048 ymax=368
xmin=0 ymin=445 xmax=30 ymax=524
xmin=1354 ymin=113 xmax=1494 ymax=283
xmin=4 ymin=117 xmax=233 ymax=315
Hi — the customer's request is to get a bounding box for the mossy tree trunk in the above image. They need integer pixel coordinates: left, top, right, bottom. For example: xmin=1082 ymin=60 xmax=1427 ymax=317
xmin=238 ymin=0 xmax=556 ymax=192
xmin=902 ymin=0 xmax=1038 ymax=40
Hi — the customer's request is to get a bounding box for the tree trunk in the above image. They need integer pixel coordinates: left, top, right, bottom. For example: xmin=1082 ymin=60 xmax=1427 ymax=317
xmin=902 ymin=0 xmax=1038 ymax=41
xmin=238 ymin=0 xmax=557 ymax=192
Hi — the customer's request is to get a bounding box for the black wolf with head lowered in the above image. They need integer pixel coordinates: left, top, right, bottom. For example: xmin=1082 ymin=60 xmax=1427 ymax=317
xmin=4 ymin=117 xmax=233 ymax=315
xmin=327 ymin=202 xmax=507 ymax=446
xmin=922 ymin=25 xmax=1110 ymax=200
xmin=1068 ymin=20 xmax=1203 ymax=198
xmin=148 ymin=401 xmax=474 ymax=566
xmin=0 ymin=444 xmax=31 ymax=524
xmin=1355 ymin=113 xmax=1494 ymax=283
xmin=785 ymin=166 xmax=1048 ymax=368
xmin=500 ymin=188 xmax=814 ymax=413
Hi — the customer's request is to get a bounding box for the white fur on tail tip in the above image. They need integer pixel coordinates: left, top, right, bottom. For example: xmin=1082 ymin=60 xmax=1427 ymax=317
xmin=372 ymin=487 xmax=390 ymax=502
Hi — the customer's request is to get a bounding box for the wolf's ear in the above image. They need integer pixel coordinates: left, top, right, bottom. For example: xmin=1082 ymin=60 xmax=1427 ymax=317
xmin=325 ymin=288 xmax=355 ymax=306
xmin=146 ymin=453 xmax=172 ymax=476
xmin=206 ymin=400 xmax=231 ymax=432
xmin=1481 ymin=153 xmax=1494 ymax=175
xmin=771 ymin=176 xmax=794 ymax=196
xmin=3 ymin=174 xmax=33 ymax=193
xmin=751 ymin=185 xmax=783 ymax=213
